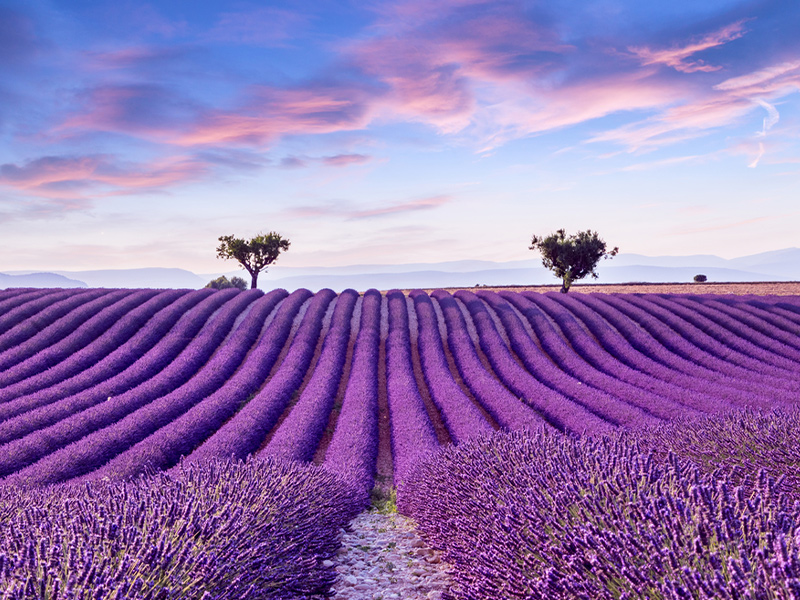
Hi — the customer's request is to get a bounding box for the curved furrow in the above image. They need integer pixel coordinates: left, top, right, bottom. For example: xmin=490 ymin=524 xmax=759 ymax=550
xmin=0 ymin=289 xmax=216 ymax=427
xmin=385 ymin=290 xmax=440 ymax=483
xmin=511 ymin=292 xmax=736 ymax=414
xmin=260 ymin=289 xmax=359 ymax=463
xmin=580 ymin=293 xmax=799 ymax=400
xmin=437 ymin=290 xmax=611 ymax=435
xmin=324 ymin=289 xmax=382 ymax=495
xmin=0 ymin=289 xmax=187 ymax=404
xmin=727 ymin=300 xmax=800 ymax=349
xmin=4 ymin=289 xmax=265 ymax=487
xmin=79 ymin=289 xmax=292 ymax=482
xmin=458 ymin=290 xmax=657 ymax=430
xmin=409 ymin=290 xmax=494 ymax=443
xmin=537 ymin=293 xmax=782 ymax=410
xmin=672 ymin=295 xmax=800 ymax=364
xmin=762 ymin=300 xmax=800 ymax=325
xmin=0 ymin=288 xmax=46 ymax=305
xmin=0 ymin=289 xmax=160 ymax=389
xmin=482 ymin=291 xmax=692 ymax=422
xmin=0 ymin=289 xmax=118 ymax=373
xmin=0 ymin=289 xmax=259 ymax=482
xmin=619 ymin=295 xmax=800 ymax=386
xmin=0 ymin=289 xmax=78 ymax=340
xmin=431 ymin=291 xmax=551 ymax=433
xmin=184 ymin=289 xmax=334 ymax=463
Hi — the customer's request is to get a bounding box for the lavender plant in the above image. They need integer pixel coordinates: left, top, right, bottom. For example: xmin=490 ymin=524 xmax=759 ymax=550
xmin=634 ymin=408 xmax=800 ymax=501
xmin=428 ymin=291 xmax=548 ymax=433
xmin=262 ymin=289 xmax=359 ymax=462
xmin=0 ymin=456 xmax=363 ymax=599
xmin=409 ymin=290 xmax=494 ymax=443
xmin=323 ymin=289 xmax=381 ymax=496
xmin=0 ymin=289 xmax=186 ymax=404
xmin=0 ymin=288 xmax=226 ymax=446
xmin=400 ymin=421 xmax=800 ymax=600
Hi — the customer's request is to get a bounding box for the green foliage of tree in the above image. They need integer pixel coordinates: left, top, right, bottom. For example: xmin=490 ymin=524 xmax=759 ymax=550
xmin=216 ymin=232 xmax=290 ymax=289
xmin=694 ymin=274 xmax=708 ymax=283
xmin=529 ymin=228 xmax=618 ymax=293
xmin=205 ymin=275 xmax=248 ymax=290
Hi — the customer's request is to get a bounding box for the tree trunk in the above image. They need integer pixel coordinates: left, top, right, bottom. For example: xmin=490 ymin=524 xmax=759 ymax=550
xmin=560 ymin=277 xmax=571 ymax=293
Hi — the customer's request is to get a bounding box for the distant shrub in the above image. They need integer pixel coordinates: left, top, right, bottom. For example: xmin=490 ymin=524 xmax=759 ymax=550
xmin=694 ymin=273 xmax=708 ymax=282
xmin=206 ymin=275 xmax=248 ymax=290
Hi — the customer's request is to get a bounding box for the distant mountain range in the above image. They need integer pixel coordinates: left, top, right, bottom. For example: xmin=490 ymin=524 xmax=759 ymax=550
xmin=3 ymin=248 xmax=800 ymax=291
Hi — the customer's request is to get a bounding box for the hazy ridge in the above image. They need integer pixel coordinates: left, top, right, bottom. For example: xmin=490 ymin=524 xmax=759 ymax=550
xmin=3 ymin=248 xmax=799 ymax=291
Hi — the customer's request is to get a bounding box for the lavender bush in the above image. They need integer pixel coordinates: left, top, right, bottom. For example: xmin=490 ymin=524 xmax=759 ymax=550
xmin=0 ymin=456 xmax=363 ymax=599
xmin=400 ymin=418 xmax=800 ymax=600
xmin=262 ymin=289 xmax=359 ymax=462
xmin=428 ymin=291 xmax=548 ymax=433
xmin=323 ymin=289 xmax=381 ymax=495
xmin=634 ymin=407 xmax=800 ymax=500
xmin=0 ymin=289 xmax=185 ymax=404
xmin=0 ymin=288 xmax=224 ymax=446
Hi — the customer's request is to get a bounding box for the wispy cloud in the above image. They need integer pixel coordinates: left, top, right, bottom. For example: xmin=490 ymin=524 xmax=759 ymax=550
xmin=748 ymin=98 xmax=780 ymax=168
xmin=171 ymin=85 xmax=376 ymax=147
xmin=57 ymin=84 xmax=198 ymax=138
xmin=290 ymin=194 xmax=452 ymax=220
xmin=628 ymin=20 xmax=748 ymax=73
xmin=0 ymin=154 xmax=207 ymax=201
xmin=714 ymin=60 xmax=800 ymax=93
xmin=321 ymin=153 xmax=371 ymax=167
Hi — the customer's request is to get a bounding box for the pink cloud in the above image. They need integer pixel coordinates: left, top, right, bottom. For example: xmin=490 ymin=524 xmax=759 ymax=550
xmin=628 ymin=20 xmax=748 ymax=73
xmin=714 ymin=60 xmax=800 ymax=94
xmin=354 ymin=194 xmax=451 ymax=218
xmin=321 ymin=154 xmax=371 ymax=167
xmin=290 ymin=194 xmax=452 ymax=219
xmin=0 ymin=154 xmax=207 ymax=200
xmin=346 ymin=2 xmax=571 ymax=134
xmin=171 ymin=86 xmax=375 ymax=147
xmin=588 ymin=55 xmax=800 ymax=153
xmin=471 ymin=71 xmax=685 ymax=151
xmin=587 ymin=96 xmax=756 ymax=151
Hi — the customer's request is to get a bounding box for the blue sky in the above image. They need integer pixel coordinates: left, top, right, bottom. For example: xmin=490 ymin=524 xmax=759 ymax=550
xmin=1 ymin=0 xmax=798 ymax=272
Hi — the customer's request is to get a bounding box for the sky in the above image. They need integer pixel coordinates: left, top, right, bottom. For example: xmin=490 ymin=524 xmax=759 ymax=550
xmin=1 ymin=0 xmax=799 ymax=273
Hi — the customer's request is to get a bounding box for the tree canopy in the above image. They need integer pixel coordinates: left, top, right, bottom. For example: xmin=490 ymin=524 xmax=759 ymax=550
xmin=529 ymin=229 xmax=618 ymax=293
xmin=216 ymin=232 xmax=290 ymax=289
xmin=205 ymin=275 xmax=248 ymax=290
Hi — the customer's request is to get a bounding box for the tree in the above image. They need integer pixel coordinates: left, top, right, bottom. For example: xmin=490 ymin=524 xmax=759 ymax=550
xmin=694 ymin=274 xmax=708 ymax=283
xmin=205 ymin=275 xmax=248 ymax=290
xmin=216 ymin=232 xmax=290 ymax=289
xmin=529 ymin=229 xmax=618 ymax=293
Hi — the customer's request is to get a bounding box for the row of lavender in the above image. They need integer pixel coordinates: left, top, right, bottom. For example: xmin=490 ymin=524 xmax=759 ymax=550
xmin=2 ymin=286 xmax=800 ymax=489
xmin=400 ymin=410 xmax=800 ymax=599
xmin=2 ymin=286 xmax=800 ymax=598
xmin=1 ymin=457 xmax=364 ymax=599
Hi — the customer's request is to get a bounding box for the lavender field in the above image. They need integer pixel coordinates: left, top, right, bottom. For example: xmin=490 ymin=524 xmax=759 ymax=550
xmin=2 ymin=285 xmax=800 ymax=598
